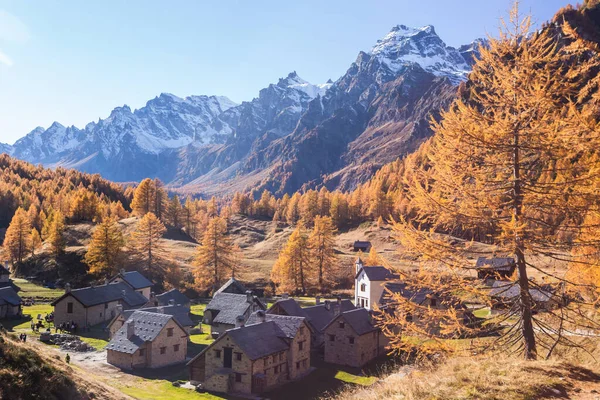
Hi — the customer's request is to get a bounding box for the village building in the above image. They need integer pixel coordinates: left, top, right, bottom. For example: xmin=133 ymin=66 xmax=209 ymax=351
xmin=204 ymin=290 xmax=266 ymax=337
xmin=354 ymin=258 xmax=399 ymax=310
xmin=144 ymin=289 xmax=191 ymax=310
xmin=0 ymin=287 xmax=22 ymax=319
xmin=108 ymin=270 xmax=154 ymax=300
xmin=214 ymin=277 xmax=248 ymax=295
xmin=353 ymin=241 xmax=372 ymax=252
xmin=475 ymin=257 xmax=516 ymax=280
xmin=107 ymin=304 xmax=195 ymax=338
xmin=0 ymin=262 xmax=10 ymax=287
xmin=489 ymin=280 xmax=559 ymax=310
xmin=106 ymin=310 xmax=188 ymax=369
xmin=323 ymin=308 xmax=386 ymax=367
xmin=51 ymin=282 xmax=148 ymax=328
xmin=188 ymin=310 xmax=312 ymax=395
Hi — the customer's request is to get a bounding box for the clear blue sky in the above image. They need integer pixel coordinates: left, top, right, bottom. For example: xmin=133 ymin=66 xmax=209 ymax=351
xmin=0 ymin=0 xmax=573 ymax=144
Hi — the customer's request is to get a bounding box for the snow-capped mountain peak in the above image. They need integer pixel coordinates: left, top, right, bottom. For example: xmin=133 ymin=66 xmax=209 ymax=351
xmin=370 ymin=24 xmax=471 ymax=83
xmin=277 ymin=71 xmax=331 ymax=99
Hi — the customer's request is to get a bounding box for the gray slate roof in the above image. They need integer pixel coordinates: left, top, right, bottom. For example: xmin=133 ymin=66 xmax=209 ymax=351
xmin=475 ymin=257 xmax=516 ymax=271
xmin=380 ymin=282 xmax=434 ymax=306
xmin=206 ymin=293 xmax=265 ymax=325
xmin=246 ymin=312 xmax=308 ymax=338
xmin=303 ymin=300 xmax=356 ymax=332
xmin=489 ymin=281 xmax=554 ymax=302
xmin=268 ymin=298 xmax=309 ymax=318
xmin=356 ymin=266 xmax=399 ymax=281
xmin=214 ymin=277 xmax=248 ymax=295
xmin=0 ymin=287 xmax=21 ymax=306
xmin=325 ymin=308 xmax=377 ymax=336
xmin=51 ymin=282 xmax=147 ymax=308
xmin=106 ymin=310 xmax=183 ymax=354
xmin=353 ymin=241 xmax=371 ymax=249
xmin=119 ymin=305 xmax=194 ymax=328
xmin=155 ymin=289 xmax=190 ymax=306
xmin=114 ymin=271 xmax=153 ymax=290
xmin=225 ymin=321 xmax=290 ymax=360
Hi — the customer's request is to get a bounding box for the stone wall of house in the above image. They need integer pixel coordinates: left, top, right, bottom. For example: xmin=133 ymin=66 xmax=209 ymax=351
xmin=287 ymin=321 xmax=311 ymax=380
xmin=203 ymin=334 xmax=254 ymax=394
xmin=145 ymin=319 xmax=187 ymax=368
xmin=324 ymin=318 xmax=380 ymax=367
xmin=251 ymin=349 xmax=289 ymax=392
xmin=85 ymin=301 xmax=120 ymax=327
xmin=210 ymin=322 xmax=234 ymax=337
xmin=108 ymin=315 xmax=126 ymax=338
xmin=53 ymin=295 xmax=87 ymax=327
xmin=107 ymin=349 xmax=133 ymax=369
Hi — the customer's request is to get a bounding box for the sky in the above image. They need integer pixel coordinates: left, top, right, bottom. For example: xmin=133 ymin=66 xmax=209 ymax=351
xmin=0 ymin=0 xmax=573 ymax=145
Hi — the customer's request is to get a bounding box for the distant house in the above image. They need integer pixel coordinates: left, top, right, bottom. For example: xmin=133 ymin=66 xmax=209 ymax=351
xmin=489 ymin=281 xmax=559 ymax=310
xmin=188 ymin=310 xmax=312 ymax=395
xmin=353 ymin=241 xmax=372 ymax=252
xmin=354 ymin=258 xmax=399 ymax=310
xmin=106 ymin=310 xmax=188 ymax=369
xmin=0 ymin=287 xmax=22 ymax=319
xmin=51 ymin=282 xmax=148 ymax=328
xmin=475 ymin=257 xmax=516 ymax=280
xmin=204 ymin=290 xmax=266 ymax=337
xmin=0 ymin=262 xmax=10 ymax=284
xmin=214 ymin=277 xmax=248 ymax=295
xmin=108 ymin=304 xmax=195 ymax=338
xmin=108 ymin=270 xmax=154 ymax=300
xmin=144 ymin=289 xmax=191 ymax=310
xmin=323 ymin=308 xmax=386 ymax=367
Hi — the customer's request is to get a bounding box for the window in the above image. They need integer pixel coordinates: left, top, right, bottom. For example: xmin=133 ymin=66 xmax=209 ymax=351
xmin=174 ymin=344 xmax=180 ymax=352
xmin=365 ymin=299 xmax=369 ymax=308
xmin=296 ymin=361 xmax=300 ymax=369
xmin=67 ymin=302 xmax=73 ymax=314
xmin=339 ymin=321 xmax=345 ymax=329
xmin=215 ymin=349 xmax=221 ymax=358
xmin=279 ymin=352 xmax=283 ymax=361
xmin=328 ymin=334 xmax=335 ymax=342
xmin=274 ymin=365 xmax=280 ymax=373
xmin=105 ymin=303 xmax=108 ymax=309
xmin=348 ymin=336 xmax=355 ymax=344
xmin=167 ymin=327 xmax=174 ymax=337
xmin=236 ymin=352 xmax=242 ymax=361
xmin=139 ymin=349 xmax=145 ymax=357
xmin=160 ymin=347 xmax=166 ymax=355
xmin=406 ymin=313 xmax=413 ymax=322
xmin=298 ymin=341 xmax=304 ymax=351
xmin=99 ymin=312 xmax=102 ymax=318
xmin=272 ymin=355 xmax=277 ymax=363
xmin=235 ymin=373 xmax=242 ymax=383
xmin=360 ymin=283 xmax=366 ymax=292
xmin=430 ymin=298 xmax=437 ymax=307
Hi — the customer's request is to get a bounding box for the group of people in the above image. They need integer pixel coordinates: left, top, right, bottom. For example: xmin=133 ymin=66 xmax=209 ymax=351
xmin=55 ymin=321 xmax=78 ymax=334
xmin=18 ymin=333 xmax=27 ymax=342
xmin=30 ymin=319 xmax=45 ymax=332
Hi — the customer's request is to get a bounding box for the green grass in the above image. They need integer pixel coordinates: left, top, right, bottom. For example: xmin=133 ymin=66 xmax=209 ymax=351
xmin=189 ymin=303 xmax=214 ymax=346
xmin=12 ymin=278 xmax=63 ymax=301
xmin=334 ymin=371 xmax=378 ymax=386
xmin=473 ymin=307 xmax=491 ymax=319
xmin=115 ymin=379 xmax=224 ymax=400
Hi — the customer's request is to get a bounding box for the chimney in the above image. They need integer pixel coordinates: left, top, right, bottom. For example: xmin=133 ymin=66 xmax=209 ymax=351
xmin=315 ymin=296 xmax=321 ymax=305
xmin=116 ymin=304 xmax=123 ymax=314
xmin=120 ymin=268 xmax=125 ymax=275
xmin=157 ymin=306 xmax=164 ymax=314
xmin=337 ymin=296 xmax=342 ymax=306
xmin=257 ymin=310 xmax=266 ymax=323
xmin=90 ymin=282 xmax=95 ymax=289
xmin=334 ymin=304 xmax=341 ymax=317
xmin=246 ymin=290 xmax=253 ymax=304
xmin=65 ymin=283 xmax=71 ymax=293
xmin=355 ymin=257 xmax=364 ymax=274
xmin=104 ymin=279 xmax=109 ymax=286
xmin=324 ymin=300 xmax=331 ymax=311
xmin=126 ymin=320 xmax=135 ymax=338
xmin=168 ymin=299 xmax=175 ymax=306
xmin=282 ymin=293 xmax=289 ymax=300
xmin=122 ymin=290 xmax=126 ymax=297
xmin=235 ymin=315 xmax=245 ymax=328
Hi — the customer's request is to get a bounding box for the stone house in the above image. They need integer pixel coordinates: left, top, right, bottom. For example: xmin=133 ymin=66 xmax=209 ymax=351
xmin=475 ymin=257 xmax=516 ymax=280
xmin=214 ymin=277 xmax=248 ymax=295
xmin=323 ymin=308 xmax=386 ymax=367
xmin=188 ymin=311 xmax=312 ymax=395
xmin=144 ymin=289 xmax=190 ymax=310
xmin=204 ymin=291 xmax=265 ymax=337
xmin=0 ymin=287 xmax=22 ymax=319
xmin=51 ymin=282 xmax=147 ymax=328
xmin=353 ymin=241 xmax=372 ymax=252
xmin=354 ymin=259 xmax=399 ymax=310
xmin=108 ymin=270 xmax=154 ymax=300
xmin=489 ymin=280 xmax=559 ymax=311
xmin=106 ymin=310 xmax=188 ymax=369
xmin=107 ymin=304 xmax=195 ymax=338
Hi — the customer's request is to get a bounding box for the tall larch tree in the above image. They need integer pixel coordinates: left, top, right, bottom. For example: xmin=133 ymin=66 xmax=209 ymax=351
xmin=85 ymin=219 xmax=125 ymax=278
xmin=309 ymin=216 xmax=338 ymax=293
xmin=130 ymin=178 xmax=156 ymax=217
xmin=30 ymin=228 xmax=42 ymax=256
xmin=192 ymin=216 xmax=237 ymax=292
xmin=47 ymin=210 xmax=66 ymax=258
xmin=3 ymin=208 xmax=31 ymax=263
xmin=271 ymin=225 xmax=311 ymax=295
xmin=130 ymin=212 xmax=166 ymax=271
xmin=382 ymin=5 xmax=600 ymax=360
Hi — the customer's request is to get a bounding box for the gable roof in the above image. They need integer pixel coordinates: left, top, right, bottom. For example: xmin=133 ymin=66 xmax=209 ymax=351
xmin=112 ymin=304 xmax=195 ymax=329
xmin=0 ymin=287 xmax=21 ymax=306
xmin=380 ymin=282 xmax=467 ymax=310
xmin=325 ymin=308 xmax=377 ymax=336
xmin=214 ymin=277 xmax=247 ymax=295
xmin=206 ymin=292 xmax=265 ymax=325
xmin=475 ymin=257 xmax=516 ymax=271
xmin=105 ymin=310 xmax=187 ymax=354
xmin=489 ymin=281 xmax=554 ymax=302
xmin=303 ymin=300 xmax=356 ymax=332
xmin=225 ymin=321 xmax=290 ymax=360
xmin=51 ymin=282 xmax=148 ymax=308
xmin=155 ymin=289 xmax=190 ymax=306
xmin=246 ymin=312 xmax=310 ymax=338
xmin=353 ymin=241 xmax=371 ymax=248
xmin=111 ymin=271 xmax=153 ymax=290
xmin=356 ymin=266 xmax=399 ymax=281
xmin=267 ymin=298 xmax=309 ymax=318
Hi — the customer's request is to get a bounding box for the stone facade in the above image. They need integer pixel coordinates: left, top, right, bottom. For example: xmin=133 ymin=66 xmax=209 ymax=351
xmin=110 ymin=276 xmax=151 ymax=299
xmin=0 ymin=304 xmax=21 ymax=319
xmin=53 ymin=295 xmax=121 ymax=328
xmin=324 ymin=321 xmax=383 ymax=367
